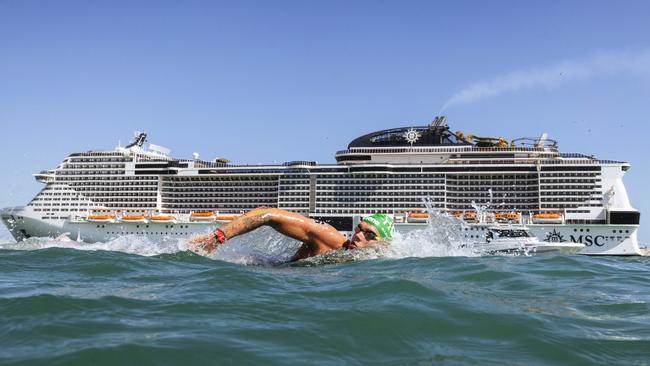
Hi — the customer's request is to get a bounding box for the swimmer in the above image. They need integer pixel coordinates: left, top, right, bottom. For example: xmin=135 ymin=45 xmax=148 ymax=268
xmin=188 ymin=207 xmax=394 ymax=261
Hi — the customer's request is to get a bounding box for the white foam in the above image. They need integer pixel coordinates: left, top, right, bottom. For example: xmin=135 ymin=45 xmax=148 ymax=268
xmin=0 ymin=235 xmax=188 ymax=257
xmin=209 ymin=227 xmax=303 ymax=265
xmin=386 ymin=204 xmax=480 ymax=259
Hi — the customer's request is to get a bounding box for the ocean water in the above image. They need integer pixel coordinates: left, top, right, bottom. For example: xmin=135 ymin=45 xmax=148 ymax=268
xmin=1 ymin=225 xmax=649 ymax=365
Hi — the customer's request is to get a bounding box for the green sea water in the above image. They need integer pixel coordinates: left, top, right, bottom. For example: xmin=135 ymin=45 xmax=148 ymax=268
xmin=1 ymin=234 xmax=649 ymax=366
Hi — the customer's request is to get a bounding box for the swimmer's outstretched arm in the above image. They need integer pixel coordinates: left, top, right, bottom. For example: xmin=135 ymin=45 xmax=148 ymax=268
xmin=188 ymin=207 xmax=346 ymax=254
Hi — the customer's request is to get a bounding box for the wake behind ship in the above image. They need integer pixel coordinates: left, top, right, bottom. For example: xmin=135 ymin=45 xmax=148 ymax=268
xmin=0 ymin=117 xmax=642 ymax=255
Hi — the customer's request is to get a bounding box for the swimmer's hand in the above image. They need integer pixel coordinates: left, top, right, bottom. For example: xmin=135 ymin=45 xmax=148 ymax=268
xmin=187 ymin=229 xmax=226 ymax=256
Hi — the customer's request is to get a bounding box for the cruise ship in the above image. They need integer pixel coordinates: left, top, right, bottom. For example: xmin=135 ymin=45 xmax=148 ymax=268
xmin=0 ymin=117 xmax=642 ymax=255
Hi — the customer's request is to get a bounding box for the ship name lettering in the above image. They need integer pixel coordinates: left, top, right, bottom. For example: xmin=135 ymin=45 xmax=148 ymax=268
xmin=570 ymin=235 xmax=606 ymax=247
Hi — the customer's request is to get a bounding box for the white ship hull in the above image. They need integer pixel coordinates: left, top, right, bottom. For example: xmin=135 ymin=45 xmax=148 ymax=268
xmin=1 ymin=207 xmax=217 ymax=243
xmin=2 ymin=207 xmax=642 ymax=255
xmin=395 ymin=222 xmax=641 ymax=255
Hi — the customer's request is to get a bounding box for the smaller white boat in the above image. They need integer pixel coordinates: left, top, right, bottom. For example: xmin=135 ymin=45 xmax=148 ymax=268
xmin=477 ymin=226 xmax=584 ymax=254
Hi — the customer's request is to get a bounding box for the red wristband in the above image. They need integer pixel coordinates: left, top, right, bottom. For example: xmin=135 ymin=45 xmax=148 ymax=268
xmin=214 ymin=228 xmax=226 ymax=244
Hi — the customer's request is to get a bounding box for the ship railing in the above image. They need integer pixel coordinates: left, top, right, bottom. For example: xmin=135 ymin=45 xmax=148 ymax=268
xmin=162 ymin=158 xmax=625 ymax=172
xmin=69 ymin=152 xmax=128 ymax=157
xmin=444 ymin=159 xmax=624 ymax=165
xmin=335 ymin=146 xmax=559 ymax=155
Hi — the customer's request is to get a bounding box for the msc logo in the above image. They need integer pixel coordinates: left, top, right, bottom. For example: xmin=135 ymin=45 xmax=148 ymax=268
xmin=544 ymin=229 xmax=608 ymax=247
xmin=544 ymin=229 xmax=565 ymax=243
xmin=570 ymin=235 xmax=606 ymax=247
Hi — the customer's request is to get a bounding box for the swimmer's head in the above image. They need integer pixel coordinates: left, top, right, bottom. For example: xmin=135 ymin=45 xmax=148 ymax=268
xmin=362 ymin=214 xmax=394 ymax=240
xmin=346 ymin=214 xmax=394 ymax=249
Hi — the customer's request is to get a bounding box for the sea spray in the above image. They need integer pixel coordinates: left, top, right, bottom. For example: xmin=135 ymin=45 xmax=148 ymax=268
xmin=210 ymin=226 xmax=302 ymax=265
xmin=387 ymin=206 xmax=478 ymax=259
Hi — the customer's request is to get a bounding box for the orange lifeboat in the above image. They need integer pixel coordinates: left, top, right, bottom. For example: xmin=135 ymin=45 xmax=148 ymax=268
xmin=86 ymin=215 xmax=116 ymax=223
xmin=121 ymin=215 xmax=148 ymax=223
xmin=407 ymin=212 xmax=429 ymax=223
xmin=190 ymin=212 xmax=216 ymax=222
xmin=463 ymin=212 xmax=478 ymax=223
xmin=150 ymin=215 xmax=178 ymax=224
xmin=216 ymin=215 xmax=238 ymax=222
xmin=496 ymin=212 xmax=521 ymax=223
xmin=532 ymin=212 xmax=563 ymax=224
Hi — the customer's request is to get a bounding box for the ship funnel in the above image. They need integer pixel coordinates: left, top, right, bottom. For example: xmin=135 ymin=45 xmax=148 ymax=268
xmin=535 ymin=133 xmax=548 ymax=148
xmin=126 ymin=132 xmax=147 ymax=149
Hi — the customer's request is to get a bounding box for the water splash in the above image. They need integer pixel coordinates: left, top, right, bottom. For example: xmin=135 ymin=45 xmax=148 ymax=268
xmin=298 ymin=200 xmax=482 ymax=265
xmin=385 ymin=199 xmax=478 ymax=259
xmin=209 ymin=227 xmax=303 ymax=265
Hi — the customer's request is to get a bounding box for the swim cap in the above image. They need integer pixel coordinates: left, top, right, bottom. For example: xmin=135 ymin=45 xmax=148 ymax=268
xmin=362 ymin=214 xmax=394 ymax=240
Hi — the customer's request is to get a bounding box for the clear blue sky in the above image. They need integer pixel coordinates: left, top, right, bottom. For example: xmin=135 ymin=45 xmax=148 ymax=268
xmin=1 ymin=0 xmax=649 ymax=242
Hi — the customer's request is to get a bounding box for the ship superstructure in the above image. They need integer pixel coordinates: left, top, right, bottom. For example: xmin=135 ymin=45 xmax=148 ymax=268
xmin=1 ymin=118 xmax=642 ymax=255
